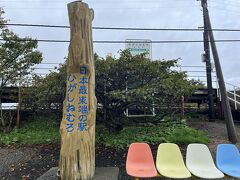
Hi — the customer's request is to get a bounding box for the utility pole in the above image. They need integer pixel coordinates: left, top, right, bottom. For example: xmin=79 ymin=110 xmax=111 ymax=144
xmin=200 ymin=0 xmax=215 ymax=121
xmin=201 ymin=0 xmax=238 ymax=143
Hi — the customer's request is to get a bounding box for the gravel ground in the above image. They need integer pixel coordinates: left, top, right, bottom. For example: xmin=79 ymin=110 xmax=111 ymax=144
xmin=187 ymin=119 xmax=240 ymax=153
xmin=0 ymin=119 xmax=240 ymax=180
xmin=0 ymin=147 xmax=35 ymax=179
xmin=0 ymin=145 xmax=59 ymax=180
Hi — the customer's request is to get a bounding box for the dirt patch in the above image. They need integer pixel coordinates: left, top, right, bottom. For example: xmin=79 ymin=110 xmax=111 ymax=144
xmin=0 ymin=145 xmax=59 ymax=180
xmin=187 ymin=119 xmax=240 ymax=153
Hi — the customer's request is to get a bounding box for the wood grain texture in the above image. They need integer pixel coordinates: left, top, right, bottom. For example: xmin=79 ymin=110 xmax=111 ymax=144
xmin=59 ymin=1 xmax=96 ymax=180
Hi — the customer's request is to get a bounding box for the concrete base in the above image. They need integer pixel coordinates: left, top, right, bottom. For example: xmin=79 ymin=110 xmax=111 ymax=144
xmin=37 ymin=167 xmax=119 ymax=180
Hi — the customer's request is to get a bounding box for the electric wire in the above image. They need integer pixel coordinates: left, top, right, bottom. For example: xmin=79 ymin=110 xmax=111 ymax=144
xmin=2 ymin=38 xmax=240 ymax=44
xmin=4 ymin=23 xmax=240 ymax=32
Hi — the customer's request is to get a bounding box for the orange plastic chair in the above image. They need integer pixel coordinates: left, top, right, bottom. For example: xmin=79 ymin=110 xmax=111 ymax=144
xmin=126 ymin=143 xmax=158 ymax=180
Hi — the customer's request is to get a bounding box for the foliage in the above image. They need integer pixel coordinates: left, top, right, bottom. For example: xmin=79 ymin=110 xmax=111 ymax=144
xmin=0 ymin=118 xmax=60 ymax=144
xmin=22 ymin=50 xmax=199 ymax=130
xmin=0 ymin=117 xmax=208 ymax=148
xmin=22 ymin=63 xmax=67 ymax=116
xmin=0 ymin=9 xmax=43 ymax=128
xmin=0 ymin=8 xmax=6 ymax=29
xmin=96 ymin=118 xmax=209 ymax=149
xmin=166 ymin=127 xmax=208 ymax=144
xmin=0 ymin=30 xmax=43 ymax=88
xmin=95 ymin=50 xmax=199 ymax=130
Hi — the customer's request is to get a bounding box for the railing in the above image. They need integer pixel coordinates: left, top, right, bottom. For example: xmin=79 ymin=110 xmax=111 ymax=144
xmin=225 ymin=82 xmax=240 ymax=110
xmin=174 ymin=65 xmax=218 ymax=85
xmin=176 ymin=65 xmax=240 ymax=111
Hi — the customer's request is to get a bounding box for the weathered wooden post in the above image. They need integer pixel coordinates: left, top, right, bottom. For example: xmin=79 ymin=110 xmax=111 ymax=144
xmin=59 ymin=1 xmax=96 ymax=179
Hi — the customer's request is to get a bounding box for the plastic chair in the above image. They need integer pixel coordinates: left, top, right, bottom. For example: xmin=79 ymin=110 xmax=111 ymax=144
xmin=186 ymin=144 xmax=224 ymax=179
xmin=126 ymin=143 xmax=158 ymax=179
xmin=156 ymin=143 xmax=191 ymax=179
xmin=216 ymin=144 xmax=240 ymax=179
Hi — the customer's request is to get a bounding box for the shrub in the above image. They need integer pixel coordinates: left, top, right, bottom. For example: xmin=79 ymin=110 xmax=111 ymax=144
xmin=96 ymin=119 xmax=209 ymax=149
xmin=0 ymin=119 xmax=60 ymax=144
xmin=0 ymin=117 xmax=208 ymax=149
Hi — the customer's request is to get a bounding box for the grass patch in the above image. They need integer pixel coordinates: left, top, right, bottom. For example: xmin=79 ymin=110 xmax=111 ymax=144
xmin=166 ymin=127 xmax=208 ymax=144
xmin=0 ymin=118 xmax=209 ymax=148
xmin=97 ymin=120 xmax=209 ymax=149
xmin=0 ymin=119 xmax=60 ymax=144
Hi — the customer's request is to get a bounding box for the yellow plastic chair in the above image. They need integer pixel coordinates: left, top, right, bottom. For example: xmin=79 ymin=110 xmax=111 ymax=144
xmin=156 ymin=143 xmax=191 ymax=179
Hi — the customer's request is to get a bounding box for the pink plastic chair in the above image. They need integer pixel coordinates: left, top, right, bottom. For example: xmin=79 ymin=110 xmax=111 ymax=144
xmin=126 ymin=143 xmax=158 ymax=179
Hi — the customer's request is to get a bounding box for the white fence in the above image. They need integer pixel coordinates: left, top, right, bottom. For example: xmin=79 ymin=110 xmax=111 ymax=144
xmin=225 ymin=82 xmax=240 ymax=111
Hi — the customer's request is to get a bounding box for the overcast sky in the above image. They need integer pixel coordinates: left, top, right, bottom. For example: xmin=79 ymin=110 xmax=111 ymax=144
xmin=1 ymin=0 xmax=240 ymax=87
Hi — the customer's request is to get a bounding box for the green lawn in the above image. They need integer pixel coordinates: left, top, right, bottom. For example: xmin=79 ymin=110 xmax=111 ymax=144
xmin=0 ymin=118 xmax=209 ymax=149
xmin=0 ymin=119 xmax=60 ymax=144
xmin=96 ymin=120 xmax=209 ymax=149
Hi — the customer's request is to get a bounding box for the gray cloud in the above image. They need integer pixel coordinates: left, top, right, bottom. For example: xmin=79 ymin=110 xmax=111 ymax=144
xmin=1 ymin=0 xmax=240 ymax=86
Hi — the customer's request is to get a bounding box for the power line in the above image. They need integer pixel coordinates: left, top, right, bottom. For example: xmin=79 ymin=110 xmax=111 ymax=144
xmin=5 ymin=23 xmax=69 ymax=29
xmin=33 ymin=67 xmax=56 ymax=69
xmin=2 ymin=0 xmax=196 ymax=2
xmin=40 ymin=63 xmax=62 ymax=64
xmin=1 ymin=38 xmax=240 ymax=44
xmin=33 ymin=67 xmax=214 ymax=71
xmin=31 ymin=64 xmax=209 ymax=67
xmin=188 ymin=76 xmax=217 ymax=78
xmin=0 ymin=38 xmax=68 ymax=43
xmin=209 ymin=6 xmax=240 ymax=15
xmin=180 ymin=65 xmax=205 ymax=68
xmin=4 ymin=23 xmax=240 ymax=32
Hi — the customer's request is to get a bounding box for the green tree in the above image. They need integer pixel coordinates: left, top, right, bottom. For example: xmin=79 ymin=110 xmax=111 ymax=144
xmin=22 ymin=63 xmax=66 ymax=116
xmin=26 ymin=51 xmax=198 ymax=131
xmin=0 ymin=8 xmax=6 ymax=29
xmin=0 ymin=8 xmax=43 ymax=128
xmin=96 ymin=50 xmax=198 ymax=130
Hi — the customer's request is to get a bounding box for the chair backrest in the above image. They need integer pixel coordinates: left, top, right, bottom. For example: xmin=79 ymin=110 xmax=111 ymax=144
xmin=187 ymin=144 xmax=216 ymax=169
xmin=156 ymin=143 xmax=186 ymax=169
xmin=126 ymin=143 xmax=155 ymax=168
xmin=217 ymin=144 xmax=240 ymax=167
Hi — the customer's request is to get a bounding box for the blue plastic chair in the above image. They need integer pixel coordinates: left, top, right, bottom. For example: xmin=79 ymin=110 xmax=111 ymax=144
xmin=216 ymin=144 xmax=240 ymax=178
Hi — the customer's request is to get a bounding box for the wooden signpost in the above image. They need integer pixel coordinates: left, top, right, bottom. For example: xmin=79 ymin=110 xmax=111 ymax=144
xmin=59 ymin=1 xmax=96 ymax=179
